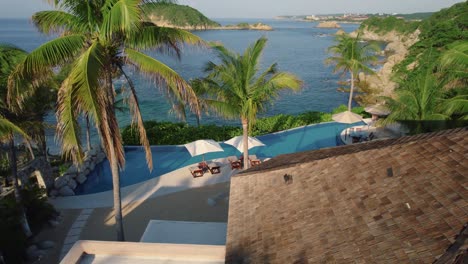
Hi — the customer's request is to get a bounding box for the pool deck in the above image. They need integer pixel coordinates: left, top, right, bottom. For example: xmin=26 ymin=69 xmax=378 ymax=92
xmin=49 ymin=157 xmax=236 ymax=209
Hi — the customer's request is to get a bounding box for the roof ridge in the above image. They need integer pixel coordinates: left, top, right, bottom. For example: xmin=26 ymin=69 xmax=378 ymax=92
xmin=239 ymin=127 xmax=467 ymax=176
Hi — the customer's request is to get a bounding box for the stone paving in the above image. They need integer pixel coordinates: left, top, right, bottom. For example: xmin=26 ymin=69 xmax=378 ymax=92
xmin=59 ymin=208 xmax=94 ymax=261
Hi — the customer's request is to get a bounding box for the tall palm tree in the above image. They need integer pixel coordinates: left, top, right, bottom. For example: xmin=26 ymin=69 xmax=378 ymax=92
xmin=440 ymin=41 xmax=468 ymax=86
xmin=0 ymin=45 xmax=33 ymax=238
xmin=9 ymin=0 xmax=202 ymax=241
xmin=326 ymin=32 xmax=380 ymax=111
xmin=382 ymin=66 xmax=468 ymax=133
xmin=199 ymin=37 xmax=302 ymax=169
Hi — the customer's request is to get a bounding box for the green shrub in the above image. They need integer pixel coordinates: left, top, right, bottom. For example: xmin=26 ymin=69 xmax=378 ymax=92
xmin=121 ymin=107 xmax=366 ymax=145
xmin=361 ymin=16 xmax=420 ymax=34
xmin=0 ymin=186 xmax=56 ymax=263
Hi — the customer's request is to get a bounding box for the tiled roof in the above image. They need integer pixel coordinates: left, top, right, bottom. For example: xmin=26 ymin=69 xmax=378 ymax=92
xmin=225 ymin=128 xmax=468 ymax=263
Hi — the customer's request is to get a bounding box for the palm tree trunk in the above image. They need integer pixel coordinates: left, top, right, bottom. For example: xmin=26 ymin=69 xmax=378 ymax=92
xmin=8 ymin=136 xmax=32 ymax=238
xmin=104 ymin=68 xmax=125 ymax=241
xmin=110 ymin=147 xmax=125 ymax=241
xmin=86 ymin=115 xmax=91 ymax=151
xmin=242 ymin=118 xmax=249 ymax=169
xmin=348 ymin=72 xmax=355 ymax=112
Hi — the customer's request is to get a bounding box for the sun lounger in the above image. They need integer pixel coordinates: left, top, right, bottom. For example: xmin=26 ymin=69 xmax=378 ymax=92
xmin=189 ymin=166 xmax=204 ymax=178
xmin=208 ymin=162 xmax=221 ymax=174
xmin=249 ymin=155 xmax=261 ymax=166
xmin=227 ymin=156 xmax=242 ymax=169
xmin=198 ymin=161 xmax=210 ymax=172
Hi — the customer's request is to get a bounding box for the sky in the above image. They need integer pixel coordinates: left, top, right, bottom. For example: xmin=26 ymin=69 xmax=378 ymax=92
xmin=0 ymin=0 xmax=464 ymax=18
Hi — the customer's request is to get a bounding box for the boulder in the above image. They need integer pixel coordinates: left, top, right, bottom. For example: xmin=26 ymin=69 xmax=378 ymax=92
xmin=48 ymin=219 xmax=60 ymax=227
xmin=26 ymin=245 xmax=45 ymax=260
xmin=68 ymin=179 xmax=77 ymax=190
xmin=59 ymin=186 xmax=75 ymax=196
xmin=49 ymin=189 xmax=59 ymax=197
xmin=96 ymin=153 xmax=106 ymax=163
xmin=38 ymin=240 xmax=56 ymax=250
xmin=76 ymin=174 xmax=87 ymax=184
xmin=54 ymin=175 xmax=70 ymax=189
xmin=89 ymin=162 xmax=96 ymax=172
xmin=335 ymin=29 xmax=346 ymax=36
xmin=67 ymin=165 xmax=78 ymax=174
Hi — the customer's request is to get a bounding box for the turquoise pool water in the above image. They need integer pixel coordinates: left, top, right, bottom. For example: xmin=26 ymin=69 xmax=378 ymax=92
xmin=74 ymin=122 xmax=357 ymax=195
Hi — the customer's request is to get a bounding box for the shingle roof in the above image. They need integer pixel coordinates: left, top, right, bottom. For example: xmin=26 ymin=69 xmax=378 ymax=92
xmin=225 ymin=128 xmax=468 ymax=263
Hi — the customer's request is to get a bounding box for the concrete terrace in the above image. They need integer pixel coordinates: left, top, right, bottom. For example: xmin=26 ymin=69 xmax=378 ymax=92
xmin=49 ymin=157 xmax=236 ymax=209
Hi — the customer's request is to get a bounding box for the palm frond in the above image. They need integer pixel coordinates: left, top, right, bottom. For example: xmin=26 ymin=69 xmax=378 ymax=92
xmin=56 ymin=77 xmax=84 ymax=164
xmin=32 ymin=10 xmax=87 ymax=35
xmin=119 ymin=67 xmax=153 ymax=171
xmin=0 ymin=115 xmax=29 ymax=140
xmin=16 ymin=34 xmax=85 ymax=75
xmin=126 ymin=25 xmax=205 ymax=58
xmin=101 ymin=0 xmax=141 ymax=39
xmin=124 ymin=48 xmax=200 ymax=116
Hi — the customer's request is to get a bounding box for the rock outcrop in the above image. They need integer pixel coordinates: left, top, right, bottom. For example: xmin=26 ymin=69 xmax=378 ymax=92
xmin=350 ymin=28 xmax=420 ymax=97
xmin=317 ymin=21 xmax=341 ymax=28
xmin=50 ymin=145 xmax=106 ymax=197
xmin=150 ymin=18 xmax=273 ymax=31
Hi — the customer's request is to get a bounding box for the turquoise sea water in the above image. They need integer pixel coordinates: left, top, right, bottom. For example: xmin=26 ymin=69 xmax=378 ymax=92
xmin=0 ymin=18 xmax=359 ymax=127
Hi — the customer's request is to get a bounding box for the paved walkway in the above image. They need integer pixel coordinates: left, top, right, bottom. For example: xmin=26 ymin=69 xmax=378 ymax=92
xmin=49 ymin=157 xmax=237 ymax=209
xmin=59 ymin=208 xmax=94 ymax=260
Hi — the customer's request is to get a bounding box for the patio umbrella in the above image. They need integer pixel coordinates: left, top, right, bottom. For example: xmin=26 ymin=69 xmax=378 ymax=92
xmin=184 ymin=139 xmax=224 ymax=161
xmin=364 ymin=104 xmax=391 ymax=116
xmin=224 ymin=136 xmax=265 ymax=152
xmin=332 ymin=111 xmax=363 ymax=124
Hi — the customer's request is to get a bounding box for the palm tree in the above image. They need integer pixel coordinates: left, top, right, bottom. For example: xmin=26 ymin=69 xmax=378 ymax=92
xmin=326 ymin=32 xmax=380 ymax=111
xmin=0 ymin=45 xmax=33 ymax=238
xmin=440 ymin=41 xmax=468 ymax=86
xmin=199 ymin=37 xmax=302 ymax=169
xmin=9 ymin=0 xmax=202 ymax=241
xmin=382 ymin=66 xmax=468 ymax=133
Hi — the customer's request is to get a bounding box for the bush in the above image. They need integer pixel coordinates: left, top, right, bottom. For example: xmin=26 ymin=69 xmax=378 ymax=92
xmin=0 ymin=186 xmax=56 ymax=263
xmin=121 ymin=106 xmax=367 ymax=145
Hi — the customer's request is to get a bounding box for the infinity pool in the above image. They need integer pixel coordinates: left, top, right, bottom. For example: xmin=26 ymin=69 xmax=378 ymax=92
xmin=74 ymin=122 xmax=357 ymax=195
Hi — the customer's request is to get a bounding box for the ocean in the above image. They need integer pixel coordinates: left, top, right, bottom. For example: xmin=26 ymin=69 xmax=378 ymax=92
xmin=0 ymin=18 xmax=359 ymax=151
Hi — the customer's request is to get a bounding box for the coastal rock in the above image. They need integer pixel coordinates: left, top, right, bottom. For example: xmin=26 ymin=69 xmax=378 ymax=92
xmin=26 ymin=245 xmax=45 ymax=260
xmin=67 ymin=179 xmax=77 ymax=190
xmin=54 ymin=175 xmax=69 ymax=189
xmin=335 ymin=29 xmax=346 ymax=35
xmin=38 ymin=240 xmax=56 ymax=250
xmin=67 ymin=166 xmax=78 ymax=174
xmin=48 ymin=219 xmax=60 ymax=227
xmin=317 ymin=21 xmax=341 ymax=28
xmin=49 ymin=189 xmax=59 ymax=197
xmin=59 ymin=186 xmax=75 ymax=196
xmin=352 ymin=28 xmax=420 ymax=97
xmin=76 ymin=174 xmax=87 ymax=184
xmin=96 ymin=153 xmax=106 ymax=163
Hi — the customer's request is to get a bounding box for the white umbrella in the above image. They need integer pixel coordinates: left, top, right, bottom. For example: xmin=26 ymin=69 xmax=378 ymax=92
xmin=224 ymin=136 xmax=265 ymax=152
xmin=364 ymin=104 xmax=391 ymax=116
xmin=332 ymin=111 xmax=363 ymax=124
xmin=184 ymin=139 xmax=224 ymax=161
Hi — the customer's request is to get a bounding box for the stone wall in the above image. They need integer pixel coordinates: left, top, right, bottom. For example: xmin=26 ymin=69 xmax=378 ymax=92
xmin=50 ymin=145 xmax=106 ymax=197
xmin=18 ymin=156 xmax=54 ymax=192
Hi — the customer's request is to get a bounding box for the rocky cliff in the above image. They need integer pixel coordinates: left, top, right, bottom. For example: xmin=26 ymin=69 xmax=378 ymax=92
xmin=317 ymin=21 xmax=341 ymax=28
xmin=350 ymin=28 xmax=420 ymax=97
xmin=149 ymin=18 xmax=273 ymax=31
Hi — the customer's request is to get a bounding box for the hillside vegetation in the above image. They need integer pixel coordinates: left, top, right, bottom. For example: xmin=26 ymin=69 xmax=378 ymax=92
xmin=360 ymin=16 xmax=420 ymax=34
xmin=144 ymin=2 xmax=220 ymax=28
xmin=395 ymin=1 xmax=468 ymax=77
